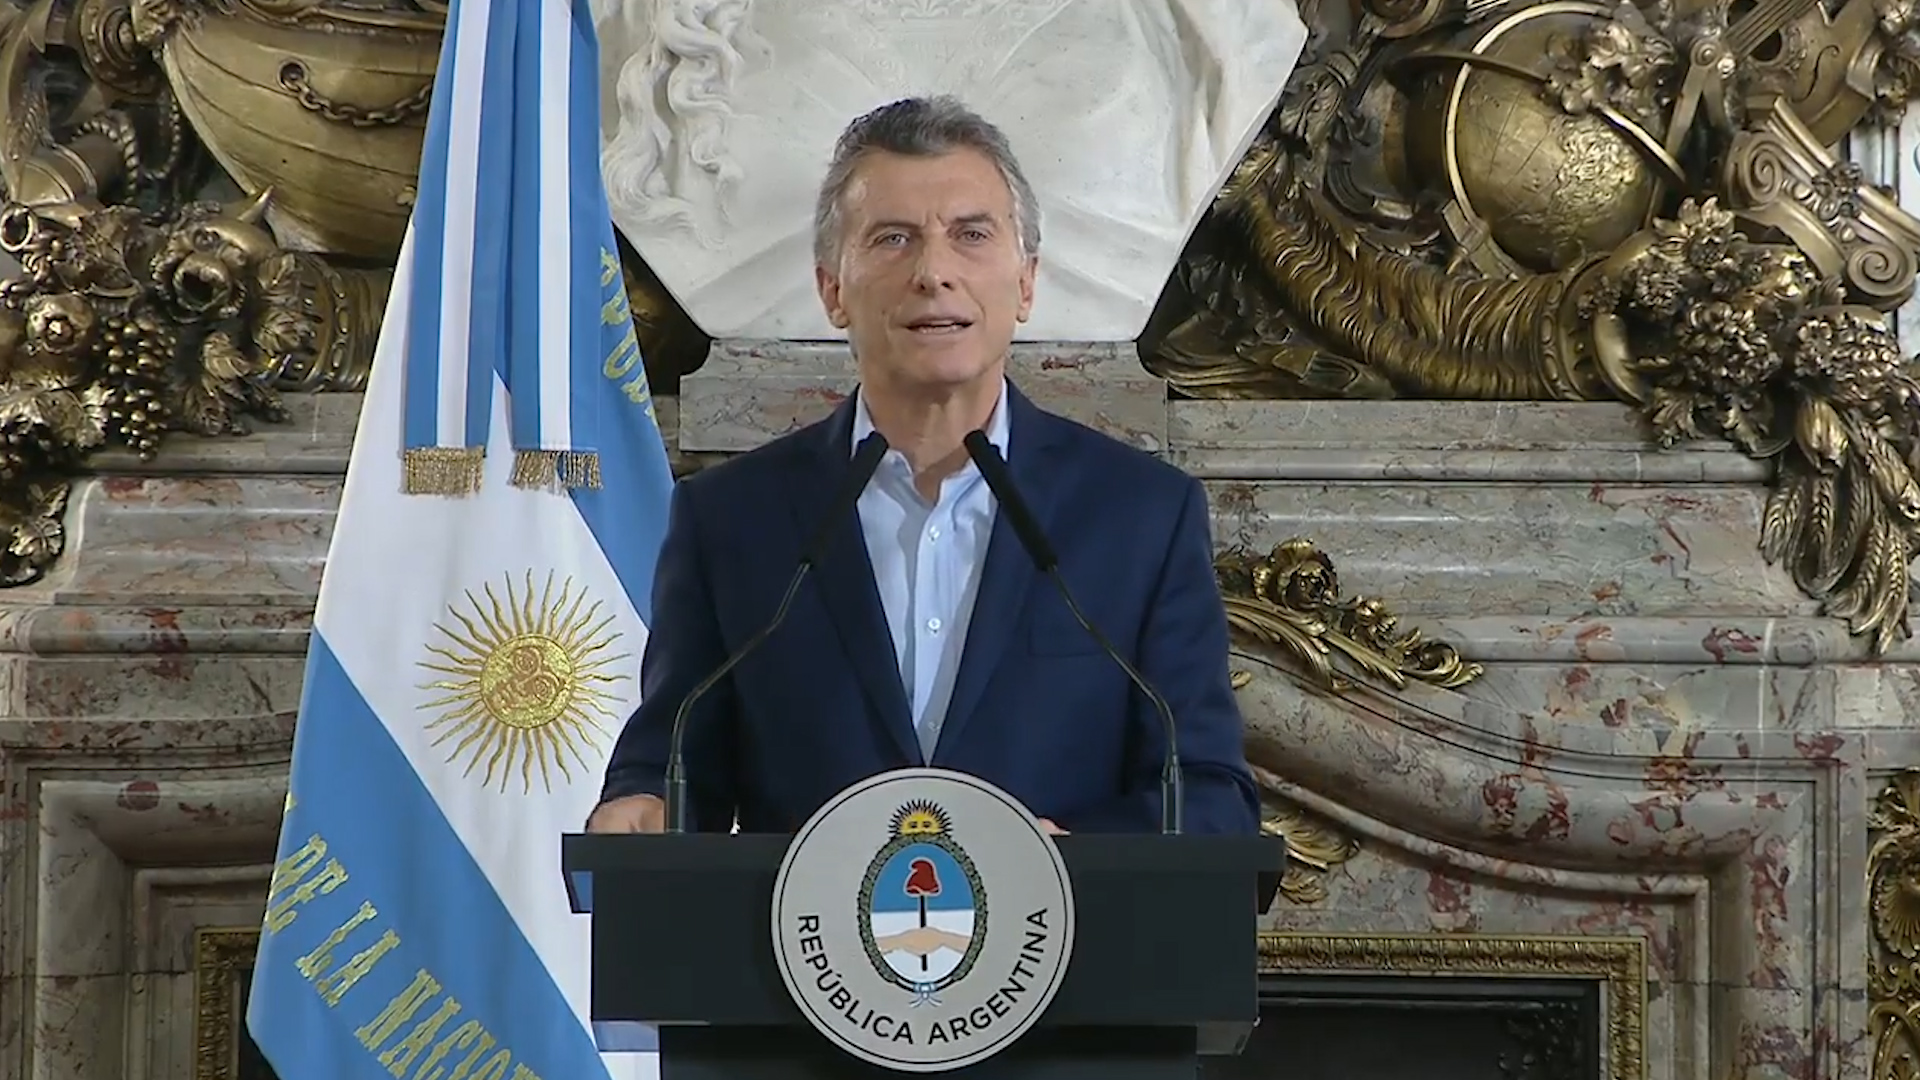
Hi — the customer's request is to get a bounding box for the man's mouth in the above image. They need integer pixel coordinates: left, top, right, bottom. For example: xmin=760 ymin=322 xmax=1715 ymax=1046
xmin=906 ymin=317 xmax=973 ymax=335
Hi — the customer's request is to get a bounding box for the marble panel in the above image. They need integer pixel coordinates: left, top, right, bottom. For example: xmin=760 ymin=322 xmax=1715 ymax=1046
xmin=1168 ymin=399 xmax=1772 ymax=483
xmin=1453 ymin=659 xmax=1920 ymax=734
xmin=1207 ymin=477 xmax=1807 ymax=619
xmin=0 ymin=716 xmax=290 ymax=1080
xmin=678 ymin=339 xmax=1167 ymax=452
xmin=26 ymin=476 xmax=336 ymax=609
xmin=123 ymin=867 xmax=273 ymax=1080
xmin=1232 ymin=644 xmax=1862 ymax=1080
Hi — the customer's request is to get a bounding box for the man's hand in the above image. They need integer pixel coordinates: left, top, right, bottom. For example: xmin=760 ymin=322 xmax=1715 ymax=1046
xmin=1037 ymin=817 xmax=1067 ymax=835
xmin=586 ymin=794 xmax=665 ymax=833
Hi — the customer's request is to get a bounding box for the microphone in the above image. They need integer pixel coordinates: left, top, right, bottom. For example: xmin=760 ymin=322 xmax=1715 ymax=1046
xmin=662 ymin=430 xmax=890 ymax=833
xmin=961 ymin=430 xmax=1184 ymax=835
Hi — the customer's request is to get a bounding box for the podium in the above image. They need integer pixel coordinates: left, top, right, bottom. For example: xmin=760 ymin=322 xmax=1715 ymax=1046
xmin=562 ymin=830 xmax=1286 ymax=1079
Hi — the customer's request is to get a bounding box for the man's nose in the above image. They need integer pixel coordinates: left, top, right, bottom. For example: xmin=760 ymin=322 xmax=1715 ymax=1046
xmin=910 ymin=239 xmax=959 ymax=290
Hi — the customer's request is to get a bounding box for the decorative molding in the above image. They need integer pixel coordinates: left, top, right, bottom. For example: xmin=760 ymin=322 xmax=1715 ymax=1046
xmin=1258 ymin=932 xmax=1646 ymax=1080
xmin=1255 ymin=778 xmax=1362 ymax=906
xmin=1869 ymin=769 xmax=1920 ymax=1080
xmin=193 ymin=926 xmax=261 ymax=1080
xmin=1218 ymin=537 xmax=1484 ymax=697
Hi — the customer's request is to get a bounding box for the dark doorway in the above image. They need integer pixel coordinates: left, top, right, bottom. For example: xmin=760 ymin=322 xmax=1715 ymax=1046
xmin=232 ymin=968 xmax=281 ymax=1080
xmin=1200 ymin=975 xmax=1600 ymax=1080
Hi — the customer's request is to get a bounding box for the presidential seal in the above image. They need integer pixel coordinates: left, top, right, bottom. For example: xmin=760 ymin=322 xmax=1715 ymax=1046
xmin=771 ymin=768 xmax=1074 ymax=1073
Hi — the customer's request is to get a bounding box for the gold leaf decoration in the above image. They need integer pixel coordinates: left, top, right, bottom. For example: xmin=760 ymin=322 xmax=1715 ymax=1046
xmin=1217 ymin=537 xmax=1484 ymax=695
xmin=1260 ymin=791 xmax=1361 ymax=906
xmin=1870 ymin=770 xmax=1920 ymax=1079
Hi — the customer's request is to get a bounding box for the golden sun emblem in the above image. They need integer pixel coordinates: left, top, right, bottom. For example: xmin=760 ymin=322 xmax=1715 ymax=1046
xmin=890 ymin=800 xmax=952 ymax=838
xmin=416 ymin=570 xmax=631 ymax=794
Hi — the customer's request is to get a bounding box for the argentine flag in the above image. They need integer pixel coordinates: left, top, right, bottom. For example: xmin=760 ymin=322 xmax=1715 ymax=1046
xmin=245 ymin=0 xmax=672 ymax=1071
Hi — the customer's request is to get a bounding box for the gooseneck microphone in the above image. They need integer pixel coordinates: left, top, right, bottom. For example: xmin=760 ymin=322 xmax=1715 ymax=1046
xmin=662 ymin=431 xmax=891 ymax=833
xmin=961 ymin=430 xmax=1184 ymax=835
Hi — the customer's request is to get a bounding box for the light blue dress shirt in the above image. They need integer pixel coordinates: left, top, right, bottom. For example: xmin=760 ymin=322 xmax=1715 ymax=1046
xmin=850 ymin=382 xmax=1009 ymax=761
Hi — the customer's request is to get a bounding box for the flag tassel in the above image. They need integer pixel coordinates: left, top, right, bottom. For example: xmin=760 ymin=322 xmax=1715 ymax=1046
xmin=402 ymin=446 xmax=487 ymax=495
xmin=511 ymin=448 xmax=603 ymax=491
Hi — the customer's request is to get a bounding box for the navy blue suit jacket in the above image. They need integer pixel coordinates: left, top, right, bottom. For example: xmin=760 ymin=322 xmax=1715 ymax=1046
xmin=600 ymin=384 xmax=1259 ymax=835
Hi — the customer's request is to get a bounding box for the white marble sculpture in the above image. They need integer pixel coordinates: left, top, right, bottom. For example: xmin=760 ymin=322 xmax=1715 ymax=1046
xmin=593 ymin=0 xmax=1308 ymax=341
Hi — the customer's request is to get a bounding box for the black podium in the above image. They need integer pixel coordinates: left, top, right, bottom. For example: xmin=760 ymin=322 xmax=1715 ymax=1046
xmin=562 ymin=831 xmax=1285 ymax=1079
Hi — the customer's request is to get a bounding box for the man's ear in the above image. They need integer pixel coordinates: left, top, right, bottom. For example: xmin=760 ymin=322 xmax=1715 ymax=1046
xmin=816 ymin=264 xmax=850 ymax=329
xmin=1015 ymin=254 xmax=1037 ymax=323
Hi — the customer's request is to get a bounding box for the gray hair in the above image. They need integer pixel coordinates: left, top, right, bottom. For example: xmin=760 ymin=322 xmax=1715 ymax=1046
xmin=812 ymin=95 xmax=1042 ymax=269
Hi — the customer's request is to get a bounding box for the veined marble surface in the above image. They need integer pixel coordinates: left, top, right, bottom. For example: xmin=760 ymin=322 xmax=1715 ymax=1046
xmin=0 ymin=359 xmax=1909 ymax=1080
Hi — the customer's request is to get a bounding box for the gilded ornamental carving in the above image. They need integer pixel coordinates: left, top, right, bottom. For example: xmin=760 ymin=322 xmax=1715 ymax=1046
xmin=1149 ymin=0 xmax=1920 ymax=653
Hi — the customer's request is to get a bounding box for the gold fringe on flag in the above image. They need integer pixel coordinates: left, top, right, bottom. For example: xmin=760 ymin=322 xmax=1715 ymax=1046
xmin=510 ymin=449 xmax=603 ymax=491
xmin=402 ymin=447 xmax=486 ymax=495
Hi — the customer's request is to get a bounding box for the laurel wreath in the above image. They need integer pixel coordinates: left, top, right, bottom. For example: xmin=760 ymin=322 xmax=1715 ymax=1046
xmin=856 ymin=833 xmax=989 ymax=993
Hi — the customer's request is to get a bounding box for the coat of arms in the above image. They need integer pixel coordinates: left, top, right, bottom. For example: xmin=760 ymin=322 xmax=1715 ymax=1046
xmin=857 ymin=799 xmax=987 ymax=1005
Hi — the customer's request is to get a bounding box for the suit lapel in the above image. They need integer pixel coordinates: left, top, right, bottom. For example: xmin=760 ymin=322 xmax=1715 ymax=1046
xmin=789 ymin=400 xmax=920 ymax=763
xmin=933 ymin=388 xmax=1065 ymax=758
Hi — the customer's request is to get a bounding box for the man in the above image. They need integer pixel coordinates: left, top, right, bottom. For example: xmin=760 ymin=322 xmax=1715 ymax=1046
xmin=588 ymin=95 xmax=1258 ymax=836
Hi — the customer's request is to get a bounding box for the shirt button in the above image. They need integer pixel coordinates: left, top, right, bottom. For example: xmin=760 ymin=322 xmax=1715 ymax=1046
xmin=929 ymin=526 xmax=941 ymax=541
xmin=927 ymin=618 xmax=942 ymax=633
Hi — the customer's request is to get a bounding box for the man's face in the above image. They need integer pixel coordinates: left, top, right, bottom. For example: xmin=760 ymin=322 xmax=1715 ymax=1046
xmin=816 ymin=147 xmax=1036 ymax=395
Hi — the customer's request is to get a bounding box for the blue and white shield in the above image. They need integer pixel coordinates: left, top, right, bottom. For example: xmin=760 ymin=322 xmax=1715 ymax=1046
xmin=864 ymin=841 xmax=978 ymax=994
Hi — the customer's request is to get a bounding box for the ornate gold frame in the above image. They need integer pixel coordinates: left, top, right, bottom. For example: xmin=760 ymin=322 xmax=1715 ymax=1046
xmin=1259 ymin=932 xmax=1647 ymax=1080
xmin=193 ymin=927 xmax=263 ymax=1080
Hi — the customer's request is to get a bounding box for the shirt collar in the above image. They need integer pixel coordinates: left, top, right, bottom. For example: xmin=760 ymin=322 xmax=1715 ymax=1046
xmin=850 ymin=377 xmax=1011 ymax=463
